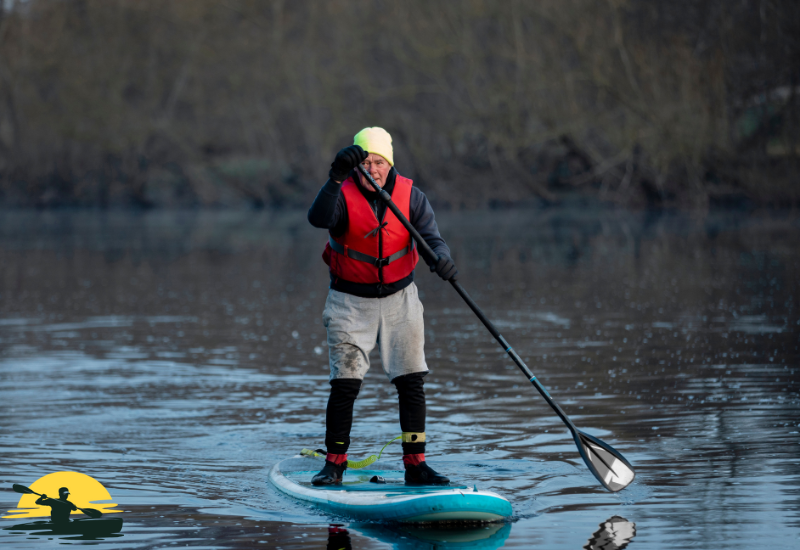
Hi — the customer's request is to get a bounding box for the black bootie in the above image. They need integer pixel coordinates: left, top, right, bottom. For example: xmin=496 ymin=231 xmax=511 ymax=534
xmin=404 ymin=461 xmax=450 ymax=486
xmin=312 ymin=459 xmax=347 ymax=486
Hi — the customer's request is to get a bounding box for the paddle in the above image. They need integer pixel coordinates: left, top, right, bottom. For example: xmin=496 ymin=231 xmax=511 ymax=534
xmin=356 ymin=164 xmax=636 ymax=492
xmin=12 ymin=484 xmax=103 ymax=518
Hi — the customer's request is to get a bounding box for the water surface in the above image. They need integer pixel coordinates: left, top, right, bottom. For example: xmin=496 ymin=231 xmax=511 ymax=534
xmin=1 ymin=208 xmax=798 ymax=549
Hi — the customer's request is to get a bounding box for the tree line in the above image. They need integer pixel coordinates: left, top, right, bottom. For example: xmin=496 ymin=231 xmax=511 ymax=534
xmin=0 ymin=0 xmax=797 ymax=209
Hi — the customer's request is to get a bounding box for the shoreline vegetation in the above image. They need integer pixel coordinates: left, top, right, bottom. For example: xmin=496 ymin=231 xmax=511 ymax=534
xmin=0 ymin=0 xmax=798 ymax=211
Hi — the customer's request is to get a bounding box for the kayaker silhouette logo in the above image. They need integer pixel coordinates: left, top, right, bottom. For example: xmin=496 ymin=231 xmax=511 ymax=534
xmin=3 ymin=471 xmax=123 ymax=537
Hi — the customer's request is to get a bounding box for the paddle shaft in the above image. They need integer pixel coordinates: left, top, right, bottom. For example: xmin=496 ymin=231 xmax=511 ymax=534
xmin=356 ymin=165 xmax=578 ymax=433
xmin=15 ymin=485 xmax=46 ymax=498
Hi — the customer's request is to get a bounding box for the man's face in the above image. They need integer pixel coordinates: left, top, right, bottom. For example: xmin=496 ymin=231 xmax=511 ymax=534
xmin=357 ymin=153 xmax=391 ymax=190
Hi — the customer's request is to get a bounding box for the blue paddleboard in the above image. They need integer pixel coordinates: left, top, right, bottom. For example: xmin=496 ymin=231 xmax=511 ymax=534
xmin=269 ymin=455 xmax=512 ymax=523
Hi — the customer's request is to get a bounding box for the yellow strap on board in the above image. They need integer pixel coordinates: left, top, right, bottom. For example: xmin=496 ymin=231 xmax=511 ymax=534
xmin=346 ymin=436 xmax=402 ymax=469
xmin=299 ymin=437 xmax=403 ymax=469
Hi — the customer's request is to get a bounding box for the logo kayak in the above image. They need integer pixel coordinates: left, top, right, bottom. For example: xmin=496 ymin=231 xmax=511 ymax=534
xmin=4 ymin=471 xmax=121 ymax=520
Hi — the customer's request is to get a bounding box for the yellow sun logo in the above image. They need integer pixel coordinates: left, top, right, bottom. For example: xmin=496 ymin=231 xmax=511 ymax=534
xmin=4 ymin=471 xmax=122 ymax=519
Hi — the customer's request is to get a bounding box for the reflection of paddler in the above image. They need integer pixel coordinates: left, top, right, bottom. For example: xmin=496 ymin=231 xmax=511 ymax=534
xmin=327 ymin=524 xmax=352 ymax=550
xmin=34 ymin=487 xmax=77 ymax=525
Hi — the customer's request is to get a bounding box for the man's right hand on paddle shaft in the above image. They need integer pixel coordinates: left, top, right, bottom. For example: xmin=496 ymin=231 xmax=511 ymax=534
xmin=329 ymin=145 xmax=368 ymax=183
xmin=432 ymin=255 xmax=458 ymax=281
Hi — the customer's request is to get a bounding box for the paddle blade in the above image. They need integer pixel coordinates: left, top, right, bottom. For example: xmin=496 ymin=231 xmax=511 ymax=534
xmin=574 ymin=431 xmax=635 ymax=492
xmin=12 ymin=484 xmax=36 ymax=495
xmin=80 ymin=507 xmax=103 ymax=518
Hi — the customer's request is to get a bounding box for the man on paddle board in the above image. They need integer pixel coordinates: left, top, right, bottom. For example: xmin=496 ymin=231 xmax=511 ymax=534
xmin=35 ymin=487 xmax=78 ymax=524
xmin=308 ymin=127 xmax=457 ymax=486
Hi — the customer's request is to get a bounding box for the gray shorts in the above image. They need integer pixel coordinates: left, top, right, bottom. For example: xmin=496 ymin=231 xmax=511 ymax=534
xmin=323 ymin=283 xmax=429 ymax=382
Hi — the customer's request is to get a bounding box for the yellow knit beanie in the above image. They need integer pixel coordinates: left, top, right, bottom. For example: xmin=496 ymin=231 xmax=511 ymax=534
xmin=354 ymin=127 xmax=394 ymax=166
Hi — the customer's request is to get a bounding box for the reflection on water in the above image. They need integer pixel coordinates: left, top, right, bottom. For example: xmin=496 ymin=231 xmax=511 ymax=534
xmin=353 ymin=521 xmax=512 ymax=549
xmin=584 ymin=516 xmax=636 ymax=550
xmin=1 ymin=208 xmax=799 ymax=548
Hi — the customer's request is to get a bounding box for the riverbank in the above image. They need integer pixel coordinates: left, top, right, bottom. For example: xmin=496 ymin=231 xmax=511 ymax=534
xmin=1 ymin=147 xmax=797 ymax=212
xmin=1 ymin=1 xmax=797 ymax=212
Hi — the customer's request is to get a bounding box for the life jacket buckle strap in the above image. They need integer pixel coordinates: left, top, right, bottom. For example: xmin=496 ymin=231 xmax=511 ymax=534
xmin=328 ymin=236 xmax=414 ymax=267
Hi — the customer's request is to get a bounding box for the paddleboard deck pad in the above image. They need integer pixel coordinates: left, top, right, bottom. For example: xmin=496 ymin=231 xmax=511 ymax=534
xmin=269 ymin=455 xmax=512 ymax=523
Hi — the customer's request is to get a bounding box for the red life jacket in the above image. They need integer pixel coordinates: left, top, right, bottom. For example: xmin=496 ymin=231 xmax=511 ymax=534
xmin=322 ymin=174 xmax=419 ymax=285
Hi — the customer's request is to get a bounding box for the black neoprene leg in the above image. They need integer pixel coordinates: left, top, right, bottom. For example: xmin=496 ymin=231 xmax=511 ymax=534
xmin=392 ymin=372 xmax=427 ymax=455
xmin=324 ymin=378 xmax=362 ymax=455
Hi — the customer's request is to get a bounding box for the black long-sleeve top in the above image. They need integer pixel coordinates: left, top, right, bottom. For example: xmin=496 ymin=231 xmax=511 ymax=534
xmin=308 ymin=167 xmax=450 ymax=298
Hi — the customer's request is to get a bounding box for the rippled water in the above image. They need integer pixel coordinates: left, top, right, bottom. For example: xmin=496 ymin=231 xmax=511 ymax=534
xmin=1 ymin=208 xmax=798 ymax=549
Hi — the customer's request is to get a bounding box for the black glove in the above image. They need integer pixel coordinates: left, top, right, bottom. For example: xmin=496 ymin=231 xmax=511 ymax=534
xmin=329 ymin=145 xmax=368 ymax=183
xmin=431 ymin=255 xmax=458 ymax=281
